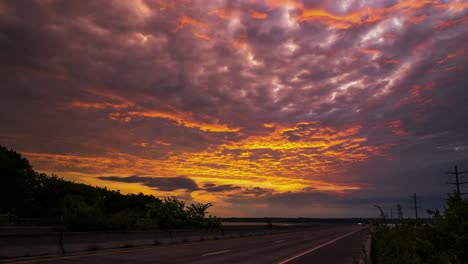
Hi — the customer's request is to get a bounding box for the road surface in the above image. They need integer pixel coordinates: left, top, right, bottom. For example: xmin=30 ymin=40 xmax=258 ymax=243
xmin=7 ymin=224 xmax=369 ymax=264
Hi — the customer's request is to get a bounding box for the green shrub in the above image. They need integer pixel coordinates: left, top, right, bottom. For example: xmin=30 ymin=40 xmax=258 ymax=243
xmin=372 ymin=195 xmax=468 ymax=264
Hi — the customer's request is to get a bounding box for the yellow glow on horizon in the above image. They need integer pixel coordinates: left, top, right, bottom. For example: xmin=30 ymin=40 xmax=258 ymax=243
xmin=22 ymin=120 xmax=387 ymax=203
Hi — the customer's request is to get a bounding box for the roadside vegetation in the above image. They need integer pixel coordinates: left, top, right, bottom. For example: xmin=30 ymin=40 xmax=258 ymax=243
xmin=372 ymin=194 xmax=468 ymax=263
xmin=0 ymin=145 xmax=221 ymax=230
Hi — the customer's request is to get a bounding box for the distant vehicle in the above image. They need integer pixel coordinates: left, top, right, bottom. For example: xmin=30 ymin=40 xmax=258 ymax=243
xmin=357 ymin=222 xmax=363 ymax=225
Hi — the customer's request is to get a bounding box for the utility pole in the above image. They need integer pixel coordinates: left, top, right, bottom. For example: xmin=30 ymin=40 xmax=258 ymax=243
xmin=411 ymin=193 xmax=420 ymax=219
xmin=446 ymin=165 xmax=468 ymax=197
xmin=397 ymin=203 xmax=403 ymax=219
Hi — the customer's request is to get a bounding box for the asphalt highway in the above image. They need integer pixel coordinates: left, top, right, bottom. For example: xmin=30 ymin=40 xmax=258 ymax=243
xmin=8 ymin=224 xmax=369 ymax=264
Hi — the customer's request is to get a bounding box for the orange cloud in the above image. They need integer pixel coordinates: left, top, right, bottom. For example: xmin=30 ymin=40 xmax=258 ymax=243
xmin=67 ymin=101 xmax=130 ymax=110
xmin=387 ymin=120 xmax=408 ymax=137
xmin=437 ymin=53 xmax=456 ymax=64
xmin=154 ymin=140 xmax=172 ymax=146
xmin=407 ymin=14 xmax=428 ymax=24
xmin=435 ymin=16 xmax=468 ymax=30
xmin=176 ymin=15 xmax=207 ymax=30
xmin=359 ymin=49 xmax=379 ymax=55
xmin=194 ymin=32 xmax=211 ymax=41
xmin=126 ymin=110 xmax=240 ymax=133
xmin=298 ymin=9 xmax=364 ymax=29
xmin=250 ymin=10 xmax=268 ymax=19
xmin=66 ymin=88 xmax=238 ymax=133
xmin=263 ymin=0 xmax=304 ymax=10
xmin=208 ymin=9 xmax=231 ymax=19
xmin=233 ymin=35 xmax=248 ymax=49
xmin=66 ymin=88 xmax=136 ymax=111
xmin=283 ymin=0 xmax=468 ymax=29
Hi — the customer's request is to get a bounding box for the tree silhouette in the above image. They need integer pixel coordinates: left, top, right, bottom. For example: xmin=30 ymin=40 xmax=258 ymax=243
xmin=0 ymin=145 xmax=221 ymax=230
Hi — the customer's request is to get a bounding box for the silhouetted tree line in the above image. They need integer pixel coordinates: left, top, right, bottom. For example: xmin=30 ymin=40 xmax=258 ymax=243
xmin=372 ymin=194 xmax=468 ymax=263
xmin=0 ymin=145 xmax=221 ymax=230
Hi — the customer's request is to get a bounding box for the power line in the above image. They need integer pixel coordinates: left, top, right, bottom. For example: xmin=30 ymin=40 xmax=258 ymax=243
xmin=446 ymin=165 xmax=468 ymax=197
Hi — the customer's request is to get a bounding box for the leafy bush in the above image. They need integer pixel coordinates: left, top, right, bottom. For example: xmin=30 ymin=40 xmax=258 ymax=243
xmin=372 ymin=195 xmax=468 ymax=263
xmin=60 ymin=195 xmax=106 ymax=230
xmin=145 ymin=198 xmax=221 ymax=229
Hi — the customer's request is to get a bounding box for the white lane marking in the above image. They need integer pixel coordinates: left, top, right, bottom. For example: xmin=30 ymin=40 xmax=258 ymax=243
xmin=275 ymin=240 xmax=286 ymax=243
xmin=202 ymin=249 xmax=232 ymax=256
xmin=278 ymin=226 xmax=368 ymax=264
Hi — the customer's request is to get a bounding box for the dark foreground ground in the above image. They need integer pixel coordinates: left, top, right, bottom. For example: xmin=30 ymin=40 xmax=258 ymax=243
xmin=3 ymin=224 xmax=369 ymax=264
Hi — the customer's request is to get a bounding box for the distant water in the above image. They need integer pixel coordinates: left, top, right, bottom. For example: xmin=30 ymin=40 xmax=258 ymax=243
xmin=221 ymin=222 xmax=295 ymax=226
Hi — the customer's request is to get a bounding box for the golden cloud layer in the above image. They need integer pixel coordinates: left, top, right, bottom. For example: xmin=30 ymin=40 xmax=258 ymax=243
xmin=23 ymin=120 xmax=389 ymax=203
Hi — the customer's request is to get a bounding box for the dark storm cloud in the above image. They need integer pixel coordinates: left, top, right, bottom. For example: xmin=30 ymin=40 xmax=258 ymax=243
xmin=1 ymin=0 xmax=467 ymax=216
xmin=203 ymin=183 xmax=242 ymax=193
xmin=201 ymin=184 xmax=271 ymax=195
xmin=98 ymin=176 xmax=199 ymax=192
xmin=1 ymin=1 xmax=466 ymax=132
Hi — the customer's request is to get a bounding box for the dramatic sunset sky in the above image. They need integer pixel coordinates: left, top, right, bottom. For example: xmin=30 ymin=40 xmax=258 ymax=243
xmin=1 ymin=0 xmax=467 ymax=217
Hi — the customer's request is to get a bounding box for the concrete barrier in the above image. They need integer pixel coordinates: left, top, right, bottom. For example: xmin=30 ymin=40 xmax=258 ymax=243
xmin=0 ymin=224 xmax=334 ymax=260
xmin=358 ymin=232 xmax=372 ymax=264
